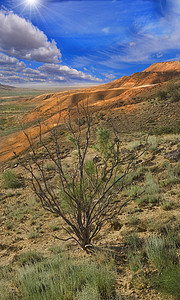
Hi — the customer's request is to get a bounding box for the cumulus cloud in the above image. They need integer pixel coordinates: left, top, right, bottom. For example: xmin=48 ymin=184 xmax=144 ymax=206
xmin=38 ymin=64 xmax=102 ymax=82
xmin=0 ymin=52 xmax=25 ymax=70
xmin=0 ymin=53 xmax=102 ymax=85
xmin=0 ymin=11 xmax=102 ymax=86
xmin=0 ymin=10 xmax=61 ymax=63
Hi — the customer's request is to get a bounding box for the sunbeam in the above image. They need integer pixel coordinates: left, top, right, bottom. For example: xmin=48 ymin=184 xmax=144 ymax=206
xmin=25 ymin=0 xmax=39 ymax=8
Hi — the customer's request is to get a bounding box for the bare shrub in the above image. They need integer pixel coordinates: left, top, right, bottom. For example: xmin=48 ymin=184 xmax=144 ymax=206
xmin=15 ymin=106 xmax=147 ymax=252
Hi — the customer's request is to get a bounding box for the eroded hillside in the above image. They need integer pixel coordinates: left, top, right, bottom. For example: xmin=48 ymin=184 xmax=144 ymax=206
xmin=0 ymin=61 xmax=180 ymax=162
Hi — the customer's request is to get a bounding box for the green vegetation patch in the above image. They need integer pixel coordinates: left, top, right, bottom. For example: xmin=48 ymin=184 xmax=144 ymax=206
xmin=16 ymin=251 xmax=44 ymax=266
xmin=0 ymin=119 xmax=40 ymax=137
xmin=2 ymin=170 xmax=22 ymax=189
xmin=157 ymin=83 xmax=180 ymax=102
xmin=1 ymin=104 xmax=34 ymax=112
xmin=15 ymin=255 xmax=117 ymax=300
xmin=145 ymin=235 xmax=177 ymax=271
xmin=152 ymin=265 xmax=180 ymax=299
xmin=150 ymin=121 xmax=180 ymax=135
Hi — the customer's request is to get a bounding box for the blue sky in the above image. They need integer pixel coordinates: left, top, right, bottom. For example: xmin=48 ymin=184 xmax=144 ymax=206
xmin=0 ymin=0 xmax=180 ymax=87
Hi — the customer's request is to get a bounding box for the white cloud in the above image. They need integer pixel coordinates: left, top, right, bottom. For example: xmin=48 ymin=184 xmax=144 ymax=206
xmin=156 ymin=53 xmax=163 ymax=58
xmin=0 ymin=11 xmax=102 ymax=86
xmin=38 ymin=64 xmax=102 ymax=82
xmin=71 ymin=1 xmax=180 ymax=70
xmin=23 ymin=68 xmax=41 ymax=75
xmin=129 ymin=42 xmax=136 ymax=47
xmin=0 ymin=10 xmax=61 ymax=63
xmin=0 ymin=53 xmax=102 ymax=85
xmin=98 ymin=10 xmax=180 ymax=68
xmin=103 ymin=73 xmax=116 ymax=80
xmin=0 ymin=52 xmax=25 ymax=70
xmin=168 ymin=0 xmax=180 ymax=14
xmin=102 ymin=27 xmax=110 ymax=34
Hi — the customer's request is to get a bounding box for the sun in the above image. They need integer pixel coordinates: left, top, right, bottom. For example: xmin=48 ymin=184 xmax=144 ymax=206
xmin=25 ymin=0 xmax=39 ymax=7
xmin=12 ymin=0 xmax=43 ymax=18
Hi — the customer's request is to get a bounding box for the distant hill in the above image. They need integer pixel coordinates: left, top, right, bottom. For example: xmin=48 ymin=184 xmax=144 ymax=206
xmin=143 ymin=61 xmax=180 ymax=72
xmin=103 ymin=61 xmax=180 ymax=89
xmin=0 ymin=83 xmax=15 ymax=90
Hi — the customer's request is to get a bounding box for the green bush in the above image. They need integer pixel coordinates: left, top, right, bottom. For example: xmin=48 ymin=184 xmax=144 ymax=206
xmin=124 ymin=184 xmax=143 ymax=197
xmin=49 ymin=224 xmax=59 ymax=232
xmin=170 ymin=89 xmax=180 ymax=102
xmin=147 ymin=226 xmax=180 ymax=299
xmin=110 ymin=218 xmax=122 ymax=230
xmin=127 ymin=215 xmax=139 ymax=225
xmin=124 ymin=234 xmax=141 ymax=250
xmin=161 ymin=200 xmax=173 ymax=210
xmin=95 ymin=127 xmax=112 ymax=158
xmin=145 ymin=236 xmax=177 ymax=271
xmin=128 ymin=140 xmax=141 ymax=150
xmin=122 ymin=166 xmax=145 ymax=187
xmin=165 ymin=225 xmax=180 ymax=248
xmin=44 ymin=162 xmax=56 ymax=171
xmin=157 ymin=90 xmax=167 ymax=101
xmin=49 ymin=245 xmax=65 ymax=255
xmin=147 ymin=135 xmax=159 ymax=151
xmin=3 ymin=170 xmax=22 ymax=189
xmin=152 ymin=265 xmax=180 ymax=299
xmin=151 ymin=122 xmax=180 ymax=135
xmin=15 ymin=255 xmax=117 ymax=300
xmin=136 ymin=172 xmax=159 ymax=205
xmin=161 ymin=162 xmax=180 ymax=186
xmin=128 ymin=252 xmax=143 ymax=272
xmin=16 ymin=251 xmax=44 ymax=266
xmin=163 ymin=83 xmax=180 ymax=102
xmin=28 ymin=232 xmax=38 ymax=239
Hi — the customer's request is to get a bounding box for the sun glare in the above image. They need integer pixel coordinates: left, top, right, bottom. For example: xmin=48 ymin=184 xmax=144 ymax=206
xmin=12 ymin=0 xmax=44 ymax=21
xmin=25 ymin=0 xmax=39 ymax=7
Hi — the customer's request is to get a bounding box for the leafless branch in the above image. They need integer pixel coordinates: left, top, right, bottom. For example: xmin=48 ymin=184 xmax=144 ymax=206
xmin=16 ymin=105 xmax=147 ymax=252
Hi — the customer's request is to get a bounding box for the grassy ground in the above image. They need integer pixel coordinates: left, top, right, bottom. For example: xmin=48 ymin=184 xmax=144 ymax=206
xmin=0 ymin=83 xmax=180 ymax=299
xmin=0 ymin=249 xmax=119 ymax=300
xmin=0 ymin=128 xmax=179 ymax=299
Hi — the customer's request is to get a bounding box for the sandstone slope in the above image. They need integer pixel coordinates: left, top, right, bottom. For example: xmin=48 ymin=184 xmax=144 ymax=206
xmin=1 ymin=61 xmax=180 ymax=162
